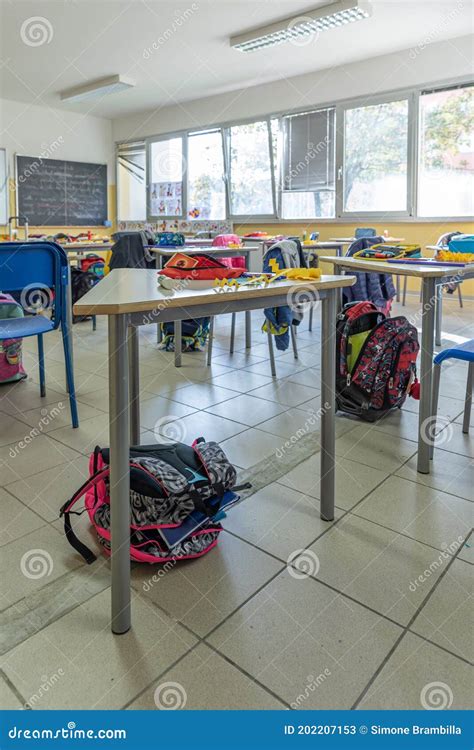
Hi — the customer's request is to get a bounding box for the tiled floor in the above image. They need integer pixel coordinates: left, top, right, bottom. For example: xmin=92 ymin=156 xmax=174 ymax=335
xmin=0 ymin=294 xmax=472 ymax=711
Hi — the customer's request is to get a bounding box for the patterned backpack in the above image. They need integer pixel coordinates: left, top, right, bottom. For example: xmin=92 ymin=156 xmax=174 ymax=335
xmin=0 ymin=294 xmax=27 ymax=384
xmin=60 ymin=439 xmax=249 ymax=564
xmin=336 ymin=302 xmax=419 ymax=422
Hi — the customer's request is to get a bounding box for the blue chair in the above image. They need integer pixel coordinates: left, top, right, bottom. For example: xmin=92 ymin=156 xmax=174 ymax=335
xmin=430 ymin=339 xmax=474 ymax=457
xmin=0 ymin=242 xmax=79 ymax=427
xmin=355 ymin=227 xmax=377 ymax=239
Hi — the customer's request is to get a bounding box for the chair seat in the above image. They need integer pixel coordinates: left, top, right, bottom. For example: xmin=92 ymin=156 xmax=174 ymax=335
xmin=0 ymin=315 xmax=55 ymax=340
xmin=434 ymin=338 xmax=474 ymax=365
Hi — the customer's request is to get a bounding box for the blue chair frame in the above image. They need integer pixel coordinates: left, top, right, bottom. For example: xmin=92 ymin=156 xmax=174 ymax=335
xmin=430 ymin=339 xmax=474 ymax=457
xmin=0 ymin=241 xmax=78 ymax=427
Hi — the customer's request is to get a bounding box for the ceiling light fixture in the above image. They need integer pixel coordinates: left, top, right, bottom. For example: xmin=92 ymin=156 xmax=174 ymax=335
xmin=60 ymin=74 xmax=135 ymax=103
xmin=230 ymin=1 xmax=371 ymax=53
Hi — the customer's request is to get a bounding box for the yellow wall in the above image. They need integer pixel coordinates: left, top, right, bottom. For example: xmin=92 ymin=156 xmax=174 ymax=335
xmin=234 ymin=220 xmax=474 ymax=297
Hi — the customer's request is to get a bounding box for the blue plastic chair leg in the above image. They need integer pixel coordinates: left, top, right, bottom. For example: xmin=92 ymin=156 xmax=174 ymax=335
xmin=37 ymin=334 xmax=46 ymax=397
xmin=61 ymin=321 xmax=79 ymax=428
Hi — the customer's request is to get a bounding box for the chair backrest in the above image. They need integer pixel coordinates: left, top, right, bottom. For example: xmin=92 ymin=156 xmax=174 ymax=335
xmin=355 ymin=227 xmax=377 ymax=239
xmin=0 ymin=241 xmax=68 ymax=328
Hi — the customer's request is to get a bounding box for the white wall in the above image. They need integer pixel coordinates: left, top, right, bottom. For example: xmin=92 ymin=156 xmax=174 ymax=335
xmin=0 ymin=97 xmax=114 ymax=184
xmin=112 ymin=34 xmax=473 ymax=141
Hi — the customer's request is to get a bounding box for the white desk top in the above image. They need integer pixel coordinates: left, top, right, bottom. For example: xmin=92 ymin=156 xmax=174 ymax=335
xmin=319 ymin=255 xmax=474 ymax=278
xmin=73 ymin=268 xmax=356 ymax=316
xmin=149 ymin=245 xmax=259 ymax=255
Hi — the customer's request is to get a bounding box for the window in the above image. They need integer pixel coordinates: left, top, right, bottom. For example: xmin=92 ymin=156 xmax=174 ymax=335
xmin=187 ymin=130 xmax=226 ymax=220
xmin=0 ymin=148 xmax=7 ymax=225
xmin=148 ymin=136 xmax=184 ymax=217
xmin=342 ymin=99 xmax=409 ymax=214
xmin=418 ymin=85 xmax=474 ymax=218
xmin=281 ymin=108 xmax=335 ymax=219
xmin=117 ymin=142 xmax=146 ymax=221
xmin=227 ymin=120 xmax=275 ymax=216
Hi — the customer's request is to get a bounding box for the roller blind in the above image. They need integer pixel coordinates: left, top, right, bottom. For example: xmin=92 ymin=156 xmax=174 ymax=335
xmin=282 ymin=108 xmax=335 ymax=192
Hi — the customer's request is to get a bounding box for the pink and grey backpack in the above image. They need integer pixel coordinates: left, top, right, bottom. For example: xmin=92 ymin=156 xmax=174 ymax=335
xmin=60 ymin=439 xmax=249 ymax=564
xmin=336 ymin=301 xmax=420 ymax=422
xmin=0 ymin=293 xmax=27 ymax=384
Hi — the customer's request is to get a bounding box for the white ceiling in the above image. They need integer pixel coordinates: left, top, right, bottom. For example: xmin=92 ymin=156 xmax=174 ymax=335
xmin=0 ymin=0 xmax=472 ymax=120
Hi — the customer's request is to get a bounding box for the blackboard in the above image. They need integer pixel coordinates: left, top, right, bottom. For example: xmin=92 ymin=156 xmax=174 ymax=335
xmin=16 ymin=155 xmax=108 ymax=226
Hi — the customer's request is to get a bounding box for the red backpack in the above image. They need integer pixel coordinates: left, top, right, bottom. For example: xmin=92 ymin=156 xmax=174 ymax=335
xmin=336 ymin=302 xmax=419 ymax=422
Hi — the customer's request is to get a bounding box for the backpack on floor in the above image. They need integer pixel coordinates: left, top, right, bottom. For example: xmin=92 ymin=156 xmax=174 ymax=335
xmin=160 ymin=317 xmax=211 ymax=352
xmin=0 ymin=293 xmax=27 ymax=384
xmin=60 ymin=439 xmax=249 ymax=564
xmin=336 ymin=301 xmax=419 ymax=422
xmin=71 ymin=267 xmax=100 ymax=323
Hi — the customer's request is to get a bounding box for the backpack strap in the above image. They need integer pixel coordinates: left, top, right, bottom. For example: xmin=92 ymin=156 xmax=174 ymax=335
xmin=59 ymin=466 xmax=111 ymax=565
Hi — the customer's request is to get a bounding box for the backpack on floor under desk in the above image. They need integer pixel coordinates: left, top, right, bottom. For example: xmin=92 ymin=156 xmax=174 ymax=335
xmin=336 ymin=301 xmax=420 ymax=422
xmin=60 ymin=439 xmax=250 ymax=564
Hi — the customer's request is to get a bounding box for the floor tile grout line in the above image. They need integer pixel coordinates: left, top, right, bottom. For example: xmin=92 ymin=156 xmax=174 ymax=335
xmin=350 ymin=526 xmax=472 ymax=709
xmin=0 ymin=667 xmax=30 ymax=709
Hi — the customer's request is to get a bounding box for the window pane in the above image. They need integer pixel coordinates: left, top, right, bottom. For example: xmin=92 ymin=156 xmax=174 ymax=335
xmin=117 ymin=143 xmax=146 ymax=221
xmin=187 ymin=130 xmax=225 ymax=220
xmin=229 ymin=121 xmax=274 ymax=215
xmin=149 ymin=137 xmax=183 ymax=216
xmin=343 ymin=100 xmax=408 ymax=212
xmin=282 ymin=108 xmax=335 ymax=192
xmin=418 ymin=86 xmax=474 ymax=217
xmin=281 ymin=190 xmax=335 ymax=219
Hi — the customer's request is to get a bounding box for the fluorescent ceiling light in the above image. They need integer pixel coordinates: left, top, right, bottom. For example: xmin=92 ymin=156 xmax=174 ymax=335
xmin=60 ymin=74 xmax=135 ymax=103
xmin=230 ymin=1 xmax=371 ymax=52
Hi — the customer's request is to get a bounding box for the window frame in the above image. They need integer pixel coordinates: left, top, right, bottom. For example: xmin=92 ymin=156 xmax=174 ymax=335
xmin=223 ymin=116 xmax=278 ymax=221
xmin=335 ymin=91 xmax=416 ymax=220
xmin=146 ymin=133 xmax=186 ymax=220
xmin=116 ymin=141 xmax=146 ymax=223
xmin=416 ymin=82 xmax=474 ymax=220
xmin=186 ymin=127 xmax=227 ymax=222
xmin=117 ymin=75 xmax=473 ymax=224
xmin=0 ymin=147 xmax=8 ymax=226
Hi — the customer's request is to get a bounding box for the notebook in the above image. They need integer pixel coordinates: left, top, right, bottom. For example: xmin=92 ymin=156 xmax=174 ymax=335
xmin=157 ymin=491 xmax=241 ymax=550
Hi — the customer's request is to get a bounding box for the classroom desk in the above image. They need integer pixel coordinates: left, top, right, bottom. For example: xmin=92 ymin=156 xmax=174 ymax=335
xmin=329 ymin=236 xmax=405 ymax=244
xmin=150 ymin=244 xmax=260 ymax=351
xmin=62 ymin=242 xmax=112 ymax=253
xmin=73 ymin=269 xmax=356 ymax=634
xmin=319 ymin=255 xmax=474 ymax=476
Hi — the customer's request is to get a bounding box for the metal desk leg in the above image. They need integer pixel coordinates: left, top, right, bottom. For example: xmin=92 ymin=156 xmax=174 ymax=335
xmin=128 ymin=326 xmax=140 ymax=445
xmin=207 ymin=317 xmax=214 ymax=366
xmin=417 ymin=277 xmax=436 ymax=474
xmin=435 ymin=283 xmax=442 ymax=347
xmin=174 ymin=320 xmax=182 ymax=367
xmin=320 ymin=289 xmax=337 ymax=521
xmin=108 ymin=314 xmax=131 ymax=634
xmin=336 ymin=244 xmax=343 ymax=258
xmin=156 ymin=255 xmax=163 ymax=344
xmin=396 ymin=275 xmax=400 ymax=302
xmin=245 ymin=311 xmax=251 ymax=349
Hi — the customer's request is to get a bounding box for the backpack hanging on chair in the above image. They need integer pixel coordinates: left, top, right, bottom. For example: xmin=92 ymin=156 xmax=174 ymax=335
xmin=336 ymin=302 xmax=420 ymax=422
